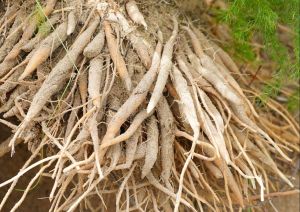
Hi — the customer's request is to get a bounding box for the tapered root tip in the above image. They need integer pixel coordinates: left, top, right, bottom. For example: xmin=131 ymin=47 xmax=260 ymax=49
xmin=142 ymin=22 xmax=148 ymax=30
xmin=124 ymin=78 xmax=132 ymax=92
xmin=18 ymin=73 xmax=26 ymax=81
xmin=146 ymin=102 xmax=155 ymax=114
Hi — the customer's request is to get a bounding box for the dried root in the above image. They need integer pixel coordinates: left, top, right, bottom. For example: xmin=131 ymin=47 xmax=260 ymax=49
xmin=0 ymin=1 xmax=298 ymax=212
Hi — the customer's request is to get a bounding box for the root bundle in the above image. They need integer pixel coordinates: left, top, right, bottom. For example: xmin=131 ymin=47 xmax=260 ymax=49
xmin=0 ymin=0 xmax=299 ymax=211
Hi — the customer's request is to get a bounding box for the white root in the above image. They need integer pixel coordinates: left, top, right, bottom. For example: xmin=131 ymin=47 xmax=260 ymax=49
xmin=171 ymin=65 xmax=200 ymax=212
xmin=231 ymin=104 xmax=292 ymax=162
xmin=197 ymin=87 xmax=224 ymax=133
xmin=202 ymin=108 xmax=230 ymax=163
xmin=103 ymin=20 xmax=132 ymax=91
xmin=0 ymin=11 xmax=23 ymax=63
xmin=100 ymin=110 xmax=153 ymax=149
xmin=116 ymin=163 xmax=137 ymax=211
xmin=146 ymin=172 xmax=197 ymax=212
xmin=0 ymin=3 xmax=297 ymax=212
xmin=103 ymin=96 xmax=122 ymax=174
xmin=171 ymin=65 xmax=199 ymax=136
xmin=185 ymin=43 xmax=241 ymax=105
xmin=99 ymin=30 xmax=163 ymax=157
xmin=126 ymin=0 xmax=148 ymax=30
xmin=67 ymin=11 xmax=77 ymax=35
xmin=134 ymin=142 xmax=147 ymax=160
xmin=115 ymin=11 xmax=152 ymax=68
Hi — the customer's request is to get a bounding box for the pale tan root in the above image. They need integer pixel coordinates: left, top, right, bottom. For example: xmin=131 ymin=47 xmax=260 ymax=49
xmin=114 ymin=11 xmax=152 ymax=68
xmin=4 ymin=0 xmax=58 ymax=61
xmin=83 ymin=28 xmax=105 ymax=58
xmin=100 ymin=110 xmax=153 ymax=150
xmin=185 ymin=25 xmax=251 ymax=113
xmin=171 ymin=65 xmax=201 ymax=212
xmin=102 ymin=97 xmax=122 ymax=174
xmin=99 ymin=30 xmax=163 ymax=158
xmin=147 ymin=16 xmax=178 ymax=113
xmin=171 ymin=65 xmax=199 ymax=136
xmin=156 ymin=96 xmax=175 ymax=190
xmin=22 ymin=14 xmax=61 ymax=52
xmin=88 ymin=112 xmax=104 ymax=179
xmin=64 ymin=90 xmax=81 ymax=137
xmin=141 ymin=115 xmax=159 ymax=178
xmin=115 ymin=126 xmax=141 ymax=170
xmin=9 ymin=17 xmax=99 ymax=151
xmin=0 ymin=2 xmax=298 ymax=211
xmin=126 ymin=0 xmax=148 ymax=30
xmin=67 ymin=11 xmax=77 ymax=35
xmin=19 ymin=21 xmax=68 ymax=81
xmin=146 ymin=172 xmax=197 ymax=212
xmin=0 ymin=10 xmax=24 ymax=62
xmin=10 ymin=160 xmax=54 ymax=212
xmin=0 ymin=67 xmax=23 ymax=102
xmin=103 ymin=20 xmax=132 ymax=91
xmin=88 ymin=56 xmax=103 ymax=107
xmin=116 ymin=163 xmax=137 ymax=211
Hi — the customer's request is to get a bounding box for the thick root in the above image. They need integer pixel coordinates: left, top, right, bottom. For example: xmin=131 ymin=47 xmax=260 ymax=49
xmin=0 ymin=1 xmax=298 ymax=212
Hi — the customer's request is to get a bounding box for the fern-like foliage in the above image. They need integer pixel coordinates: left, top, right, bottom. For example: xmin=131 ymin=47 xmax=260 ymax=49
xmin=33 ymin=1 xmax=52 ymax=38
xmin=215 ymin=0 xmax=299 ymax=111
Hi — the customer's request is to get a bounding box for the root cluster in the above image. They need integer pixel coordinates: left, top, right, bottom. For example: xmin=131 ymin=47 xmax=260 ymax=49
xmin=0 ymin=0 xmax=299 ymax=211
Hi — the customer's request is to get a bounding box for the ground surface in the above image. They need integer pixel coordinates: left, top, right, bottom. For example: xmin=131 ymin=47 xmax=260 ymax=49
xmin=0 ymin=121 xmax=52 ymax=212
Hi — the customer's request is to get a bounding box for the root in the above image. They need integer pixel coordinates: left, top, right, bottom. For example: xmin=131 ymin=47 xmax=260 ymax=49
xmin=0 ymin=1 xmax=298 ymax=211
xmin=147 ymin=16 xmax=178 ymax=113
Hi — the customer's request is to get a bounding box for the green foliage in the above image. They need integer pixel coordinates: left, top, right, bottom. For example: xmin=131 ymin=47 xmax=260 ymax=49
xmin=287 ymin=89 xmax=300 ymax=112
xmin=32 ymin=0 xmax=46 ymax=25
xmin=37 ymin=20 xmax=52 ymax=36
xmin=215 ymin=0 xmax=299 ymax=110
xmin=33 ymin=0 xmax=51 ymax=37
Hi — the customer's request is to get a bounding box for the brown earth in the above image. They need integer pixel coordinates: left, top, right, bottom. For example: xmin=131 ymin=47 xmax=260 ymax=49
xmin=0 ymin=120 xmax=52 ymax=212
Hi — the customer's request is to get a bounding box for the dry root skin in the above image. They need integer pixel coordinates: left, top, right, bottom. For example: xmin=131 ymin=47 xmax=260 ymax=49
xmin=103 ymin=20 xmax=132 ymax=91
xmin=157 ymin=96 xmax=176 ymax=190
xmin=147 ymin=16 xmax=178 ymax=113
xmin=0 ymin=1 xmax=298 ymax=212
xmin=19 ymin=21 xmax=69 ymax=81
xmin=83 ymin=28 xmax=105 ymax=58
xmin=9 ymin=17 xmax=99 ymax=152
xmin=4 ymin=0 xmax=58 ymax=61
xmin=67 ymin=11 xmax=77 ymax=35
xmin=88 ymin=56 xmax=103 ymax=107
xmin=126 ymin=0 xmax=148 ymax=30
xmin=141 ymin=115 xmax=159 ymax=178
